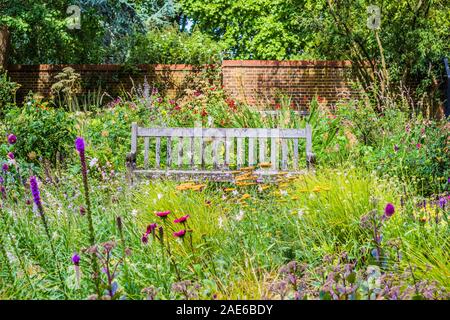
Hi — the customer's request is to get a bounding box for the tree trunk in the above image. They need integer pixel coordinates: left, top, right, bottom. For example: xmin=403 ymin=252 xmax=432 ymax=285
xmin=0 ymin=25 xmax=10 ymax=70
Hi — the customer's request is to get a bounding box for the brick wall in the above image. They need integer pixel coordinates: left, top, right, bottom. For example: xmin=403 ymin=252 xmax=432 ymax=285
xmin=7 ymin=60 xmax=361 ymax=107
xmin=7 ymin=64 xmax=202 ymax=102
xmin=222 ymin=60 xmax=360 ymax=108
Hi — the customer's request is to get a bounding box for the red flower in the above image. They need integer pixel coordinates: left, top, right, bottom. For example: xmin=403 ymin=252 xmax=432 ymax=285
xmin=174 ymin=105 xmax=181 ymax=111
xmin=201 ymin=109 xmax=208 ymax=117
xmin=174 ymin=215 xmax=189 ymax=224
xmin=275 ymin=103 xmax=281 ymax=110
xmin=173 ymin=230 xmax=186 ymax=238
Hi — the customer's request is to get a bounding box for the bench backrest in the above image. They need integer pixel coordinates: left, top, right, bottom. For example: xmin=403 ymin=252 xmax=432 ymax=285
xmin=130 ymin=122 xmax=314 ymax=171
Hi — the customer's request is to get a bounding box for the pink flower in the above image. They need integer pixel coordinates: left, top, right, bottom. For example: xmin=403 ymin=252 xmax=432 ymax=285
xmin=173 ymin=230 xmax=186 ymax=238
xmin=146 ymin=223 xmax=158 ymax=234
xmin=416 ymin=143 xmax=421 ymax=149
xmin=156 ymin=211 xmax=170 ymax=218
xmin=174 ymin=215 xmax=189 ymax=224
xmin=7 ymin=152 xmax=14 ymax=160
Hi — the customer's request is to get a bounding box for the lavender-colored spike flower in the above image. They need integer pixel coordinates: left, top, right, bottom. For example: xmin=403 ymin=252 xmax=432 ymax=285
xmin=75 ymin=137 xmax=85 ymax=154
xmin=2 ymin=163 xmax=8 ymax=172
xmin=29 ymin=176 xmax=42 ymax=209
xmin=439 ymin=197 xmax=446 ymax=209
xmin=7 ymin=152 xmax=14 ymax=160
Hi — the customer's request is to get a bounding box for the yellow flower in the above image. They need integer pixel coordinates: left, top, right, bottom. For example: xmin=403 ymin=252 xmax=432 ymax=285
xmin=259 ymin=162 xmax=272 ymax=168
xmin=240 ymin=194 xmax=251 ymax=200
xmin=312 ymin=186 xmax=321 ymax=192
xmin=240 ymin=166 xmax=255 ymax=172
xmin=224 ymin=188 xmax=236 ymax=192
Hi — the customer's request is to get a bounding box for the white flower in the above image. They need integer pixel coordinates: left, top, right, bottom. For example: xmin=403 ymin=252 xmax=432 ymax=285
xmin=280 ymin=189 xmax=288 ymax=196
xmin=297 ymin=209 xmax=305 ymax=218
xmin=235 ymin=210 xmax=244 ymax=221
xmin=218 ymin=216 xmax=224 ymax=228
xmin=131 ymin=209 xmax=138 ymax=216
xmin=89 ymin=158 xmax=98 ymax=168
xmin=157 ymin=193 xmax=163 ymax=200
xmin=232 ymin=190 xmax=239 ymax=196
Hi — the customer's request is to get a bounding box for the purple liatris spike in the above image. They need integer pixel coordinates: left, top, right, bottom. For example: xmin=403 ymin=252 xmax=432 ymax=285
xmin=29 ymin=176 xmax=42 ymax=209
xmin=75 ymin=137 xmax=85 ymax=154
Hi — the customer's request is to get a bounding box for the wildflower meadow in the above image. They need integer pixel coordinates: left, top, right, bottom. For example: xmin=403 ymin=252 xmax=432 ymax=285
xmin=0 ymin=0 xmax=449 ymax=304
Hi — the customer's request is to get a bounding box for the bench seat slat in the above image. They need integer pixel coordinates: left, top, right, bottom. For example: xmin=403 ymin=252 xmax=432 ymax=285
xmin=138 ymin=127 xmax=306 ymax=139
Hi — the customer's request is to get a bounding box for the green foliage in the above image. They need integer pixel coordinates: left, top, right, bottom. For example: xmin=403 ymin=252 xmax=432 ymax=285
xmin=4 ymin=99 xmax=76 ymax=165
xmin=0 ymin=70 xmax=20 ymax=114
xmin=128 ymin=27 xmax=225 ymax=65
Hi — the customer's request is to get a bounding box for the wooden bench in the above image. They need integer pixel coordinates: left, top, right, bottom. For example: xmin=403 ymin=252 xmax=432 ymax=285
xmin=126 ymin=122 xmax=315 ymax=184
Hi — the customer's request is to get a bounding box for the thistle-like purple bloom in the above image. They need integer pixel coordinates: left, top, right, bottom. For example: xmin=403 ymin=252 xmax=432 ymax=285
xmin=72 ymin=253 xmax=81 ymax=266
xmin=7 ymin=134 xmax=17 ymax=145
xmin=29 ymin=176 xmax=42 ymax=209
xmin=1 ymin=163 xmax=8 ymax=172
xmin=384 ymin=203 xmax=395 ymax=218
xmin=7 ymin=152 xmax=14 ymax=160
xmin=393 ymin=145 xmax=399 ymax=152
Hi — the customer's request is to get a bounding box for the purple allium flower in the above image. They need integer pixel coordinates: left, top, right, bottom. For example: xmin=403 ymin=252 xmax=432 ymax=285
xmin=447 ymin=177 xmax=450 ymax=184
xmin=384 ymin=203 xmax=395 ymax=218
xmin=141 ymin=234 xmax=148 ymax=244
xmin=7 ymin=134 xmax=17 ymax=144
xmin=75 ymin=137 xmax=85 ymax=154
xmin=174 ymin=215 xmax=189 ymax=224
xmin=72 ymin=253 xmax=81 ymax=266
xmin=7 ymin=152 xmax=14 ymax=160
xmin=29 ymin=176 xmax=42 ymax=209
xmin=394 ymin=145 xmax=399 ymax=152
xmin=173 ymin=230 xmax=186 ymax=238
xmin=2 ymin=163 xmax=8 ymax=172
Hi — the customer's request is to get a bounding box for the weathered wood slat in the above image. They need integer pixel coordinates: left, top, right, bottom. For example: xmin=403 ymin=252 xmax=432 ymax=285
xmin=225 ymin=136 xmax=232 ymax=169
xmin=259 ymin=138 xmax=266 ymax=163
xmin=293 ymin=138 xmax=299 ymax=170
xmin=281 ymin=139 xmax=288 ymax=170
xmin=130 ymin=122 xmax=138 ymax=154
xmin=212 ymin=139 xmax=219 ymax=169
xmin=189 ymin=136 xmax=194 ymax=167
xmin=237 ymin=137 xmax=244 ymax=168
xmin=271 ymin=137 xmax=278 ymax=170
xmin=177 ymin=136 xmax=183 ymax=168
xmin=137 ymin=127 xmax=306 ymax=138
xmin=248 ymin=138 xmax=255 ymax=166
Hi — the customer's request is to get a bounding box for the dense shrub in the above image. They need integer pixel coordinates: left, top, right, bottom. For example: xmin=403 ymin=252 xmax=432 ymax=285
xmin=0 ymin=70 xmax=20 ymax=116
xmin=4 ymin=99 xmax=75 ymax=165
xmin=128 ymin=27 xmax=226 ymax=65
